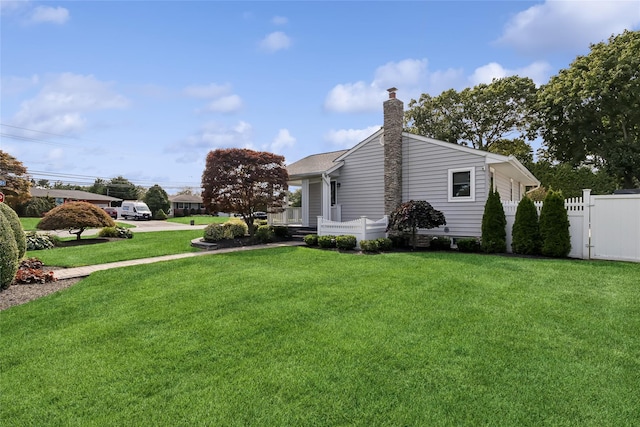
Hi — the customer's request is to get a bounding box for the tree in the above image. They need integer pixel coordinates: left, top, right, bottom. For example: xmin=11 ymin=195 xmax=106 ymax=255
xmin=0 ymin=150 xmax=31 ymax=209
xmin=289 ymin=188 xmax=302 ymax=207
xmin=107 ymin=176 xmax=140 ymax=200
xmin=201 ymin=148 xmax=288 ymax=236
xmin=528 ymin=161 xmax=618 ymax=198
xmin=406 ymin=76 xmax=538 ymax=152
xmin=537 ymin=30 xmax=640 ymax=188
xmin=87 ymin=178 xmax=108 ymax=195
xmin=37 ymin=201 xmax=116 ymax=240
xmin=386 ymin=200 xmax=446 ymax=250
xmin=539 ymin=190 xmax=571 ymax=257
xmin=488 ymin=138 xmax=534 ymax=165
xmin=481 ymin=188 xmax=507 ymax=253
xmin=511 ymin=196 xmax=540 ymax=255
xmin=144 ymin=184 xmax=170 ymax=218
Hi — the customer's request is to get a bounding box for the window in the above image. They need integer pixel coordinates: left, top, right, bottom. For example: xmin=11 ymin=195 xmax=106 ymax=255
xmin=330 ymin=181 xmax=337 ymax=206
xmin=448 ymin=167 xmax=475 ymax=202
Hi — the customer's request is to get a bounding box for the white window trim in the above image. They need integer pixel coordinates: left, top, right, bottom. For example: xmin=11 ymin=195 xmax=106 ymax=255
xmin=448 ymin=167 xmax=476 ymax=202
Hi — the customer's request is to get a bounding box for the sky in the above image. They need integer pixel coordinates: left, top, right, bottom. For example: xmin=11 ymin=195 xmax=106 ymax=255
xmin=1 ymin=0 xmax=639 ymax=193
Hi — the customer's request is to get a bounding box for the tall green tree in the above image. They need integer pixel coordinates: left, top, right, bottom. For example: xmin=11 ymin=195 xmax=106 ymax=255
xmin=511 ymin=196 xmax=540 ymax=255
xmin=144 ymin=184 xmax=170 ymax=217
xmin=481 ymin=188 xmax=507 ymax=253
xmin=537 ymin=30 xmax=640 ymax=188
xmin=87 ymin=178 xmax=108 ymax=195
xmin=539 ymin=190 xmax=571 ymax=257
xmin=528 ymin=161 xmax=617 ymax=198
xmin=406 ymin=76 xmax=538 ymax=152
xmin=107 ymin=176 xmax=140 ymax=201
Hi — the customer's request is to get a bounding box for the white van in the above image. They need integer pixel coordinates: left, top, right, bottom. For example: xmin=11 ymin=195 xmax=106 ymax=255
xmin=120 ymin=201 xmax=152 ymax=220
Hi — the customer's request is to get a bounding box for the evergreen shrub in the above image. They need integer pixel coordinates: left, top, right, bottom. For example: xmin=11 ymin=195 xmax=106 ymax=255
xmin=255 ymin=225 xmax=274 ymax=243
xmin=272 ymin=226 xmax=290 ymax=238
xmin=224 ymin=221 xmax=248 ymax=239
xmin=376 ymin=237 xmax=393 ymax=251
xmin=204 ymin=223 xmax=225 ymax=242
xmin=336 ymin=235 xmax=357 ymax=250
xmin=154 ymin=209 xmax=168 ymax=220
xmin=430 ymin=236 xmax=451 ymax=250
xmin=457 ymin=237 xmax=481 ymax=253
xmin=481 ymin=189 xmax=507 ymax=253
xmin=0 ymin=203 xmax=26 ymax=258
xmin=539 ymin=190 xmax=571 ymax=257
xmin=512 ymin=196 xmax=541 ymax=255
xmin=359 ymin=239 xmax=379 ymax=253
xmin=303 ymin=234 xmax=318 ymax=246
xmin=317 ymin=235 xmax=336 ymax=249
xmin=0 ymin=210 xmax=19 ymax=290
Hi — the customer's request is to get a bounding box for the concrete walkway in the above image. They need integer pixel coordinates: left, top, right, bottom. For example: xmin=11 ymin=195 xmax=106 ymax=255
xmin=54 ymin=240 xmax=305 ymax=280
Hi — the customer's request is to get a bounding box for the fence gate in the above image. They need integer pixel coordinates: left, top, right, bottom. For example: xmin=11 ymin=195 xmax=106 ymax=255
xmin=589 ymin=194 xmax=640 ymax=262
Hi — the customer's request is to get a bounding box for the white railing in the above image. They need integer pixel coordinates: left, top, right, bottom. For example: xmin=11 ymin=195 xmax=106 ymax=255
xmin=269 ymin=207 xmax=302 ymax=225
xmin=317 ymin=216 xmax=388 ymax=248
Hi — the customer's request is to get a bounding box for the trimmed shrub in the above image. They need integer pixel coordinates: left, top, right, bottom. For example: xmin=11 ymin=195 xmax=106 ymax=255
xmin=387 ymin=200 xmax=447 ymax=250
xmin=359 ymin=239 xmax=379 ymax=253
xmin=512 ymin=196 xmax=541 ymax=255
xmin=154 ymin=209 xmax=168 ymax=220
xmin=20 ymin=196 xmax=56 ymax=218
xmin=481 ymin=189 xmax=507 ymax=253
xmin=430 ymin=236 xmax=451 ymax=251
xmin=203 ymin=223 xmax=225 ymax=242
xmin=272 ymin=226 xmax=290 ymax=238
xmin=336 ymin=235 xmax=357 ymax=250
xmin=303 ymin=234 xmax=318 ymax=246
xmin=0 ymin=210 xmax=19 ymax=290
xmin=317 ymin=235 xmax=336 ymax=249
xmin=25 ymin=232 xmax=56 ymax=251
xmin=254 ymin=219 xmax=268 ymax=228
xmin=456 ymin=237 xmax=481 ymax=253
xmin=99 ymin=226 xmax=133 ymax=239
xmin=376 ymin=237 xmax=393 ymax=251
xmin=224 ymin=221 xmax=248 ymax=239
xmin=255 ymin=225 xmax=275 ymax=243
xmin=0 ymin=203 xmax=27 ymax=258
xmin=37 ymin=201 xmax=116 ymax=241
xmin=539 ymin=190 xmax=571 ymax=257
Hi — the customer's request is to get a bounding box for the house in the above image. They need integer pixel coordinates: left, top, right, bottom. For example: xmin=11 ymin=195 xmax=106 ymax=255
xmin=285 ymin=88 xmax=540 ymax=240
xmin=168 ymin=194 xmax=205 ymax=216
xmin=30 ymin=188 xmax=122 ymax=208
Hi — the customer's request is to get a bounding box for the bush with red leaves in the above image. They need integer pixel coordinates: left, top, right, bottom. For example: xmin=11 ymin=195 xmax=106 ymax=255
xmin=12 ymin=258 xmax=57 ymax=285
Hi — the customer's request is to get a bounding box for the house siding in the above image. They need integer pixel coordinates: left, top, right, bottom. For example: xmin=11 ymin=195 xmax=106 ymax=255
xmin=308 ymin=181 xmax=322 ymax=227
xmin=401 ymin=136 xmax=488 ymax=237
xmin=334 ymin=137 xmax=385 ymax=222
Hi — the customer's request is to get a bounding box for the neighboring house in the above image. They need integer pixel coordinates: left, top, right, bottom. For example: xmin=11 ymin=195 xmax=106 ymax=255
xmin=285 ymin=88 xmax=540 ymax=239
xmin=168 ymin=194 xmax=205 ymax=216
xmin=30 ymin=188 xmax=122 ymax=208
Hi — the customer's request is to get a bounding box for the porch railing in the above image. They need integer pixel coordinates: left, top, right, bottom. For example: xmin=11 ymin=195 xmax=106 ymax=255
xmin=269 ymin=207 xmax=302 ymax=225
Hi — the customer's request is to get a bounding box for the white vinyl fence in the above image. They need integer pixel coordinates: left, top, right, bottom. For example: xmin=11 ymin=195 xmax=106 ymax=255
xmin=504 ymin=189 xmax=640 ymax=262
xmin=317 ymin=216 xmax=388 ymax=249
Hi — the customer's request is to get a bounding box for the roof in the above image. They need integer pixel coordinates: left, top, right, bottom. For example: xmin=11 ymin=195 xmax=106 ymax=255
xmin=169 ymin=194 xmax=203 ymax=203
xmin=30 ymin=188 xmax=122 ymax=202
xmin=286 ymin=150 xmax=349 ymax=180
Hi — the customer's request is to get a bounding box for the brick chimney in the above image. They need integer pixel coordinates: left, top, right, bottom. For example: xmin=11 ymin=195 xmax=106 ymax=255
xmin=383 ymin=87 xmax=403 ymax=215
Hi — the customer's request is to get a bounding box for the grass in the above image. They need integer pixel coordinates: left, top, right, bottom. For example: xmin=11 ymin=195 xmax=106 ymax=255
xmin=27 ymin=229 xmax=204 ymax=267
xmin=167 ymin=215 xmax=230 ymax=225
xmin=1 ymin=249 xmax=639 ymax=425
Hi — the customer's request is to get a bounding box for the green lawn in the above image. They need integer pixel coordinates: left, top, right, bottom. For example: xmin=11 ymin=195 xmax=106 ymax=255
xmin=20 ymin=217 xmax=134 ymax=231
xmin=28 ymin=229 xmax=204 ymax=267
xmin=1 ymin=249 xmax=638 ymax=426
xmin=167 ymin=215 xmax=230 ymax=225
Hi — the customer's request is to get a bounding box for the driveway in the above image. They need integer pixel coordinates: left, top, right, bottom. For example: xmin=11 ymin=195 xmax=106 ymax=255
xmin=41 ymin=220 xmax=207 ymax=238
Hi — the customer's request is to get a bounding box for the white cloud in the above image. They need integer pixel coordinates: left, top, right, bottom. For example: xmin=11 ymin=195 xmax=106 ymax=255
xmin=497 ymin=0 xmax=640 ymax=54
xmin=183 ymin=83 xmax=231 ymax=99
xmin=272 ymin=16 xmax=288 ymax=25
xmin=9 ymin=73 xmax=129 ymax=135
xmin=469 ymin=61 xmax=552 ymax=86
xmin=167 ymin=120 xmax=255 ymax=163
xmin=270 ymin=129 xmax=296 ymax=153
xmin=29 ymin=5 xmax=69 ymax=25
xmin=324 ymin=82 xmax=385 ymax=113
xmin=204 ymin=95 xmax=243 ymax=113
xmin=325 ymin=126 xmax=381 ymax=148
xmin=259 ymin=31 xmax=292 ymax=52
xmin=0 ymin=74 xmax=39 ymax=96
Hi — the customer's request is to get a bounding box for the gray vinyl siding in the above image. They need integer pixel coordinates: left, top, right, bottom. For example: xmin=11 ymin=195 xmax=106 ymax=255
xmin=333 ymin=138 xmax=385 ymax=222
xmin=308 ymin=181 xmax=322 ymax=227
xmin=495 ymin=172 xmax=513 ymax=201
xmin=401 ymin=135 xmax=487 ymax=238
